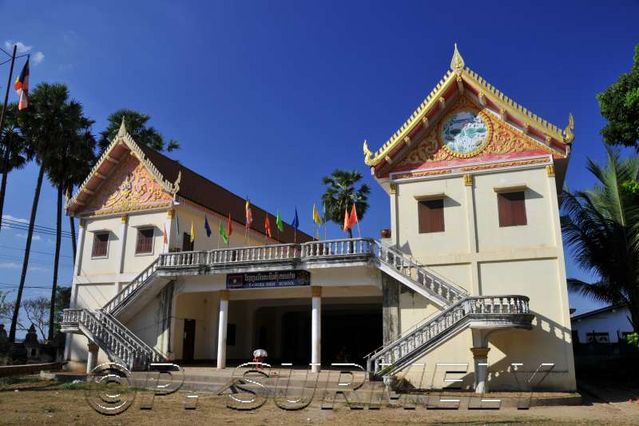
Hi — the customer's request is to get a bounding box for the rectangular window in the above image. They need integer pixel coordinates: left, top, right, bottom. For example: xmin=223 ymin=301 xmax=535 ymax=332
xmin=92 ymin=232 xmax=109 ymax=258
xmin=135 ymin=228 xmax=154 ymax=254
xmin=182 ymin=233 xmax=194 ymax=251
xmin=418 ymin=199 xmax=445 ymax=233
xmin=498 ymin=191 xmax=527 ymax=227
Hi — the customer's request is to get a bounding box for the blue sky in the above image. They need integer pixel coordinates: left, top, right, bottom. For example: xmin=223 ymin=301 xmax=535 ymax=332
xmin=0 ymin=0 xmax=638 ymax=320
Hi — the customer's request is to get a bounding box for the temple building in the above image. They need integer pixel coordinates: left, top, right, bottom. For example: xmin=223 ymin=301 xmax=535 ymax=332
xmin=62 ymin=45 xmax=576 ymax=392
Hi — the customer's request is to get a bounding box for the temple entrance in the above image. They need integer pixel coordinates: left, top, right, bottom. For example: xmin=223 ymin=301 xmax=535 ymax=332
xmin=182 ymin=319 xmax=196 ymax=362
xmin=250 ymin=298 xmax=382 ymax=367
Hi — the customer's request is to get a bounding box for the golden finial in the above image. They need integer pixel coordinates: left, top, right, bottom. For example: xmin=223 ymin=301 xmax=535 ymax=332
xmin=117 ymin=117 xmax=127 ymax=138
xmin=450 ymin=43 xmax=465 ymax=75
xmin=564 ymin=113 xmax=575 ymax=144
xmin=363 ymin=139 xmax=373 ymax=165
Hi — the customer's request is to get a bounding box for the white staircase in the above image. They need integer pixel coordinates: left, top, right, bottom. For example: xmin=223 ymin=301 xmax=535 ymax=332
xmin=365 ymin=295 xmax=533 ymax=377
xmin=62 ymin=238 xmax=530 ymax=372
xmin=61 ymin=308 xmax=166 ymax=370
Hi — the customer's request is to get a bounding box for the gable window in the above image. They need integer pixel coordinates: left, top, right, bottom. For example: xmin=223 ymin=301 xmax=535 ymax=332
xmin=182 ymin=232 xmax=194 ymax=251
xmin=135 ymin=228 xmax=154 ymax=255
xmin=92 ymin=232 xmax=109 ymax=258
xmin=498 ymin=191 xmax=527 ymax=227
xmin=418 ymin=198 xmax=445 ymax=233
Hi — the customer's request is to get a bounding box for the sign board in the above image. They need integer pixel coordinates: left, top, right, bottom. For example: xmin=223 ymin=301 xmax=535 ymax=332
xmin=226 ymin=270 xmax=311 ymax=289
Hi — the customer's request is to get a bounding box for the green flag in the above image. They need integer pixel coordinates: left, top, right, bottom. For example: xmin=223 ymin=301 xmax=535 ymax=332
xmin=219 ymin=220 xmax=229 ymax=245
xmin=276 ymin=210 xmax=284 ymax=232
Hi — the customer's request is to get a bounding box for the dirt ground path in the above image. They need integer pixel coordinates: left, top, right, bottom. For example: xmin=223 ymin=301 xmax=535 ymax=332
xmin=1 ymin=383 xmax=638 ymax=425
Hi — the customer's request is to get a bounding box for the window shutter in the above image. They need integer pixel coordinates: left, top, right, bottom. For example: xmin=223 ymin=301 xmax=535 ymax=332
xmin=418 ymin=199 xmax=445 ymax=233
xmin=92 ymin=233 xmax=109 ymax=257
xmin=498 ymin=191 xmax=527 ymax=227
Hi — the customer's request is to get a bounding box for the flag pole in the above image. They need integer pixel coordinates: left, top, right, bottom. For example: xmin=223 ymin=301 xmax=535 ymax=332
xmin=0 ymin=44 xmax=17 ymax=231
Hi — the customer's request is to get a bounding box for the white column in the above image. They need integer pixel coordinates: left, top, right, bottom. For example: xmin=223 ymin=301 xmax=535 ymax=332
xmin=74 ymin=219 xmax=86 ymax=276
xmin=164 ymin=209 xmax=174 ymax=253
xmin=471 ymin=347 xmax=490 ymax=393
xmin=216 ymin=290 xmax=229 ymax=369
xmin=118 ymin=215 xmax=128 ymax=274
xmin=311 ymin=286 xmax=322 ymax=373
xmin=86 ymin=341 xmax=99 ymax=374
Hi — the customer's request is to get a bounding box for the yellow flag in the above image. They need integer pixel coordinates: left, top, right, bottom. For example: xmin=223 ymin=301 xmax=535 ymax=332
xmin=190 ymin=220 xmax=195 ymax=243
xmin=312 ymin=203 xmax=322 ymax=225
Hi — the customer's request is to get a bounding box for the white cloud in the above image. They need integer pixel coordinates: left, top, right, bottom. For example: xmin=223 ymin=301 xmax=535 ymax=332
xmin=0 ymin=261 xmax=48 ymax=272
xmin=3 ymin=40 xmax=45 ymax=65
xmin=4 ymin=40 xmax=32 ymax=54
xmin=2 ymin=214 xmax=28 ymax=224
xmin=31 ymin=51 xmax=45 ymax=65
xmin=15 ymin=233 xmax=42 ymax=241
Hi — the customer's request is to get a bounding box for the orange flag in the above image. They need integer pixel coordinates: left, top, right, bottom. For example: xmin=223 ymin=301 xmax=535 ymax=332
xmin=343 ymin=207 xmax=350 ymax=232
xmin=264 ymin=214 xmax=272 ymax=238
xmin=163 ymin=223 xmax=168 ymax=245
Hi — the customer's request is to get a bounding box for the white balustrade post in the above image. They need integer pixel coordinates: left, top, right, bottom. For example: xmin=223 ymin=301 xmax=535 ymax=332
xmin=86 ymin=341 xmax=99 ymax=374
xmin=117 ymin=215 xmax=128 ymax=274
xmin=311 ymin=286 xmax=322 ymax=373
xmin=216 ymin=290 xmax=229 ymax=369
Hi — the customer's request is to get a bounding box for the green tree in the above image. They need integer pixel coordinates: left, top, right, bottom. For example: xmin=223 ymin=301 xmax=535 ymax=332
xmin=45 ymin=102 xmax=96 ymax=341
xmin=561 ymin=149 xmax=639 ymax=333
xmin=597 ymin=44 xmax=639 ymax=148
xmin=321 ymin=169 xmax=370 ymax=238
xmin=0 ymin=103 xmax=33 ymax=230
xmin=98 ymin=109 xmax=179 ymax=153
xmin=8 ymin=83 xmax=90 ymax=342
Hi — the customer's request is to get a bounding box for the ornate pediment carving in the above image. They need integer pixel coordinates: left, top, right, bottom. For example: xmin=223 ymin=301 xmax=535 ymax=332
xmin=79 ymin=154 xmax=173 ymax=216
xmin=391 ymin=96 xmax=556 ymax=175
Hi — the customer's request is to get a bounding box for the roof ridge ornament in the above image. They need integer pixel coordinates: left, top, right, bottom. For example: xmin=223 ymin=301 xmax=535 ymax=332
xmin=564 ymin=113 xmax=575 ymax=144
xmin=363 ymin=139 xmax=373 ymax=165
xmin=450 ymin=43 xmax=465 ymax=75
xmin=117 ymin=117 xmax=127 ymax=138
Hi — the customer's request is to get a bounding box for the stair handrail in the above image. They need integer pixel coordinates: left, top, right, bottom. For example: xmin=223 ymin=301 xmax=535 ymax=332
xmin=102 ymin=257 xmax=161 ymax=314
xmin=100 ymin=311 xmax=166 ymax=362
xmin=366 ymin=295 xmax=531 ymax=370
xmin=373 ymin=241 xmax=469 ymax=302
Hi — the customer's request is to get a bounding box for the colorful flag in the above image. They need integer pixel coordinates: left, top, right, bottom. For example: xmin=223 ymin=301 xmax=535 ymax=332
xmin=14 ymin=58 xmax=29 ymax=110
xmin=292 ymin=208 xmax=299 ymax=230
xmin=349 ymin=204 xmax=359 ymax=227
xmin=264 ymin=215 xmax=272 ymax=239
xmin=204 ymin=215 xmax=212 ymax=238
xmin=190 ymin=220 xmax=196 ymax=243
xmin=163 ymin=223 xmax=168 ymax=245
xmin=312 ymin=203 xmax=322 ymax=225
xmin=219 ymin=220 xmax=229 ymax=245
xmin=227 ymin=213 xmax=233 ymax=238
xmin=276 ymin=210 xmax=284 ymax=232
xmin=245 ymin=199 xmax=253 ymax=228
xmin=343 ymin=207 xmax=350 ymax=232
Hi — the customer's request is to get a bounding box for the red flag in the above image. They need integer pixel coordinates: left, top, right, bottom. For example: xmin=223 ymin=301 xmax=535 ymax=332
xmin=227 ymin=213 xmax=233 ymax=237
xmin=349 ymin=204 xmax=358 ymax=227
xmin=264 ymin=214 xmax=272 ymax=238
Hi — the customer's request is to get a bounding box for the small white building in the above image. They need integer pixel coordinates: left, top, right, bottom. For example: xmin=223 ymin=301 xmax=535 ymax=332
xmin=571 ymin=305 xmax=634 ymax=344
xmin=62 ymin=45 xmax=577 ymax=392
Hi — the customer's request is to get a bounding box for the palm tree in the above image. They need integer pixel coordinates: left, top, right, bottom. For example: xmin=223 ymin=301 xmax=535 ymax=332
xmin=7 ymin=83 xmax=86 ymax=342
xmin=561 ymin=149 xmax=639 ymax=333
xmin=0 ymin=103 xmax=32 ymax=230
xmin=321 ymin=169 xmax=370 ymax=238
xmin=45 ymin=102 xmax=96 ymax=340
xmin=98 ymin=109 xmax=179 ymax=153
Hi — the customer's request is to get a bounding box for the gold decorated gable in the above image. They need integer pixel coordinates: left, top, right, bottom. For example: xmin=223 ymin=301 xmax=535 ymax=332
xmin=80 ymin=154 xmax=173 ymax=216
xmin=391 ymin=96 xmax=557 ymax=174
